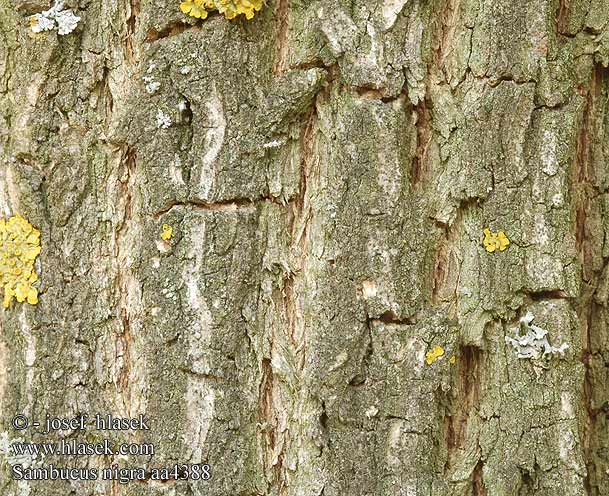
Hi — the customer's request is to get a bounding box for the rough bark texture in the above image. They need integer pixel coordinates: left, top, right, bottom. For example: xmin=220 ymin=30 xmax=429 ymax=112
xmin=1 ymin=0 xmax=609 ymax=495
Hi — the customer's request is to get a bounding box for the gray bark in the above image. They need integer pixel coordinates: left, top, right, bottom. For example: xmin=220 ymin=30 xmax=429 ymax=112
xmin=1 ymin=0 xmax=609 ymax=495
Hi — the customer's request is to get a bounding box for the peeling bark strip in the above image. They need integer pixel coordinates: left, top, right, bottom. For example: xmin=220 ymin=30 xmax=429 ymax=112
xmin=574 ymin=64 xmax=609 ymax=496
xmin=454 ymin=346 xmax=482 ymax=442
xmin=411 ymin=99 xmax=432 ymax=187
xmin=472 ymin=460 xmax=487 ymax=496
xmin=1 ymin=0 xmax=609 ymax=495
xmin=125 ymin=0 xmax=141 ymax=63
xmin=273 ymin=0 xmax=290 ymax=74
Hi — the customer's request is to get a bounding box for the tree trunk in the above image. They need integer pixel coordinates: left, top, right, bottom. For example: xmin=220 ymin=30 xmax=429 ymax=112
xmin=1 ymin=0 xmax=609 ymax=494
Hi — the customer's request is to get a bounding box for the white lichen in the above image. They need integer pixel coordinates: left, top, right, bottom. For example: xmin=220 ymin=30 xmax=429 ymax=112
xmin=156 ymin=110 xmax=172 ymax=129
xmin=30 ymin=14 xmax=55 ymax=33
xmin=54 ymin=9 xmax=80 ymax=35
xmin=30 ymin=1 xmax=80 ymax=35
xmin=142 ymin=75 xmax=161 ymax=94
xmin=365 ymin=405 xmax=379 ymax=419
xmin=0 ymin=432 xmax=44 ymax=469
xmin=505 ymin=312 xmax=569 ymax=359
xmin=262 ymin=139 xmax=286 ymax=149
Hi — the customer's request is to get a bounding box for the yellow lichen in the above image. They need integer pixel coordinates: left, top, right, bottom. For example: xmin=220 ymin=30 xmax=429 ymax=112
xmin=425 ymin=345 xmax=445 ymax=365
xmin=161 ymin=224 xmax=173 ymax=241
xmin=482 ymin=228 xmax=510 ymax=253
xmin=0 ymin=215 xmax=41 ymax=309
xmin=449 ymin=355 xmax=456 ymax=365
xmin=180 ymin=0 xmax=214 ymax=19
xmin=180 ymin=0 xmax=264 ymax=20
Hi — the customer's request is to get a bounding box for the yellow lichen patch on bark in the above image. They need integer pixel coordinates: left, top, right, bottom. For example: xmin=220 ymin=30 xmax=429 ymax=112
xmin=425 ymin=345 xmax=445 ymax=365
xmin=0 ymin=215 xmax=41 ymax=308
xmin=482 ymin=228 xmax=510 ymax=253
xmin=180 ymin=0 xmax=264 ymax=20
xmin=160 ymin=224 xmax=173 ymax=241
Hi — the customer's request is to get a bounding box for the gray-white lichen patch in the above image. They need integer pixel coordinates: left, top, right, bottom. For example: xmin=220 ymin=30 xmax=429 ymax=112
xmin=156 ymin=110 xmax=172 ymax=129
xmin=143 ymin=75 xmax=161 ymax=94
xmin=29 ymin=1 xmax=80 ymax=35
xmin=143 ymin=62 xmax=161 ymax=94
xmin=0 ymin=432 xmax=44 ymax=469
xmin=505 ymin=312 xmax=569 ymax=359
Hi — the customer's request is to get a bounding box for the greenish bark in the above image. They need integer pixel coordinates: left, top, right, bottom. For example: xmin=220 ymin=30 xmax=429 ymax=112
xmin=1 ymin=0 xmax=609 ymax=495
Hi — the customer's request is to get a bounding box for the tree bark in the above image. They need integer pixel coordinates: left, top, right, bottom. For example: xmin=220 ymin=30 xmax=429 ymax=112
xmin=1 ymin=0 xmax=609 ymax=494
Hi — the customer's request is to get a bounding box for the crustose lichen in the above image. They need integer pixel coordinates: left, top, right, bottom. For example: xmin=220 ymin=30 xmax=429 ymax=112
xmin=180 ymin=0 xmax=264 ymax=20
xmin=0 ymin=215 xmax=41 ymax=309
